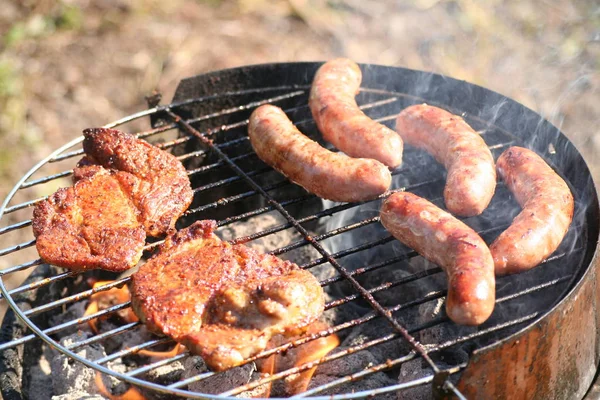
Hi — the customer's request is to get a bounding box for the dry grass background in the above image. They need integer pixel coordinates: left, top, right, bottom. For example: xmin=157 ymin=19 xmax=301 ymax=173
xmin=0 ymin=0 xmax=598 ymax=331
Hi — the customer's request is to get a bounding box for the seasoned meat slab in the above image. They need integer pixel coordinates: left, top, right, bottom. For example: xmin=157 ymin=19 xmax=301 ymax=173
xmin=33 ymin=128 xmax=193 ymax=271
xmin=82 ymin=128 xmax=193 ymax=236
xmin=33 ymin=165 xmax=146 ymax=272
xmin=131 ymin=220 xmax=325 ymax=371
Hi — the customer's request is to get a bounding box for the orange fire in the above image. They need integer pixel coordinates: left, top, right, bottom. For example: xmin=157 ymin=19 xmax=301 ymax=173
xmin=135 ymin=343 xmax=186 ymax=358
xmin=95 ymin=372 xmax=146 ymax=400
xmin=83 ymin=280 xmax=138 ymax=334
xmin=259 ymin=322 xmax=340 ymax=396
xmin=83 ymin=279 xmax=183 ymax=358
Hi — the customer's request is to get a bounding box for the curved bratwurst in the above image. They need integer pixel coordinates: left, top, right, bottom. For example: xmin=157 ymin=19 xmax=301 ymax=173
xmin=491 ymin=146 xmax=574 ymax=276
xmin=380 ymin=192 xmax=495 ymax=326
xmin=309 ymin=58 xmax=403 ymax=169
xmin=248 ymin=104 xmax=391 ymax=202
xmin=395 ymin=104 xmax=496 ymax=216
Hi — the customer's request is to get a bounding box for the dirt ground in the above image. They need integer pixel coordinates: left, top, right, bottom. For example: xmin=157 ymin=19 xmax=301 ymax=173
xmin=0 ymin=0 xmax=598 ymax=358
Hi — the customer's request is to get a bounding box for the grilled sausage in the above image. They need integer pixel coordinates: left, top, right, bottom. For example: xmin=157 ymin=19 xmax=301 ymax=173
xmin=395 ymin=104 xmax=496 ymax=216
xmin=248 ymin=104 xmax=391 ymax=202
xmin=309 ymin=58 xmax=403 ymax=169
xmin=491 ymin=146 xmax=574 ymax=276
xmin=380 ymin=192 xmax=495 ymax=326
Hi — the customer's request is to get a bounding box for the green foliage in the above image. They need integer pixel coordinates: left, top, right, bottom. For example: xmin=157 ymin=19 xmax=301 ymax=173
xmin=0 ymin=60 xmax=20 ymax=98
xmin=0 ymin=59 xmax=25 ymax=179
xmin=4 ymin=2 xmax=83 ymax=48
xmin=54 ymin=4 xmax=83 ymax=31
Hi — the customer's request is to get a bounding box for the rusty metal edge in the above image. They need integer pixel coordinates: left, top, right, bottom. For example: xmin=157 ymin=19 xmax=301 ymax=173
xmin=449 ymin=197 xmax=600 ymax=399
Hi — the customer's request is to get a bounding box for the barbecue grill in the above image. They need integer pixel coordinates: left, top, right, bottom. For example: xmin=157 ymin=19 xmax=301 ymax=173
xmin=1 ymin=62 xmax=599 ymax=399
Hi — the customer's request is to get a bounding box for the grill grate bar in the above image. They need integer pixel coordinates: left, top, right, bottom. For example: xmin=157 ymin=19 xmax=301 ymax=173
xmin=319 ymin=252 xmax=420 ymax=287
xmin=124 ymin=352 xmax=189 ymax=377
xmin=187 ymin=179 xmax=290 ymax=214
xmin=0 ymin=219 xmax=32 ymax=235
xmin=0 ymin=239 xmax=36 ymax=257
xmin=67 ymin=322 xmax=141 ymax=351
xmin=20 ymin=169 xmax=73 ymax=189
xmin=221 ymin=333 xmax=405 ymax=396
xmin=94 ymin=337 xmax=174 ymax=365
xmin=217 ymin=194 xmax=313 ymax=227
xmin=300 ymin=235 xmax=396 ymax=269
xmin=3 ymin=196 xmax=45 ymax=214
xmin=165 ymin=108 xmax=446 ymax=383
xmin=325 ymin=269 xmax=443 ymax=309
xmin=23 ymin=277 xmax=130 ymax=317
xmin=0 ymin=301 xmax=133 ymax=352
xmin=302 ymin=375 xmax=437 ymax=400
xmin=192 ymin=165 xmax=272 ymax=194
xmin=496 ymin=275 xmax=572 ymax=303
xmin=185 ymin=89 xmax=307 ymax=124
xmin=187 ymin=152 xmax=257 ymax=177
xmin=166 ymin=370 xmax=216 ymax=390
xmin=272 ymin=216 xmax=381 ymax=256
xmin=229 ymin=185 xmax=431 ymax=247
xmin=0 ymin=270 xmax=77 ymax=300
xmin=0 ymin=259 xmax=43 ymax=276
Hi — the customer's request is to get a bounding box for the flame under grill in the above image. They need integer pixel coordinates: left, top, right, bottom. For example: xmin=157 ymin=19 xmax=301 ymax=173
xmin=0 ymin=63 xmax=595 ymax=400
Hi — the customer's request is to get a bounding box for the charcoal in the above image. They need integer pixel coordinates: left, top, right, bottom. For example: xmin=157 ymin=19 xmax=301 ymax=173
xmin=50 ymin=332 xmax=105 ymax=396
xmin=308 ymin=372 xmax=397 ymax=399
xmin=100 ymin=321 xmax=155 ymax=355
xmin=145 ymin=360 xmax=186 ymax=386
xmin=217 ymin=212 xmax=294 ymax=254
xmin=138 ymin=360 xmax=187 ymax=400
xmin=48 ymin=302 xmax=91 ymax=338
xmin=28 ymin=363 xmax=52 ymax=400
xmin=396 ymin=358 xmax=461 ymax=400
xmin=51 ymin=391 xmax=106 ymax=400
xmin=315 ymin=348 xmax=379 ymax=376
xmin=396 ymin=358 xmax=433 ymax=400
xmin=183 ymin=356 xmax=256 ymax=395
xmin=50 ymin=331 xmax=127 ymax=398
xmin=340 ymin=318 xmax=407 ymax=364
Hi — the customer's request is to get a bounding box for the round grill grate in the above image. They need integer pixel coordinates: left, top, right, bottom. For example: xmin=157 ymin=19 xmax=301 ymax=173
xmin=0 ymin=63 xmax=597 ymax=399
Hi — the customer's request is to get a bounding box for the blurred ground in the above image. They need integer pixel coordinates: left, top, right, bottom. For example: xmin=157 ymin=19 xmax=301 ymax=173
xmin=0 ymin=0 xmax=598 ymax=344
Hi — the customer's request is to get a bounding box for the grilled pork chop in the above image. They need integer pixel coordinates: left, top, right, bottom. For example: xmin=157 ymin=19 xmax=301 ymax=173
xmin=33 ymin=128 xmax=193 ymax=271
xmin=33 ymin=165 xmax=146 ymax=272
xmin=82 ymin=128 xmax=193 ymax=236
xmin=131 ymin=220 xmax=325 ymax=371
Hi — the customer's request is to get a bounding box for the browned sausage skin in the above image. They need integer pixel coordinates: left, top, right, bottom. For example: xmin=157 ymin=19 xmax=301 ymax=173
xmin=309 ymin=58 xmax=403 ymax=169
xmin=248 ymin=104 xmax=391 ymax=203
xmin=491 ymin=146 xmax=574 ymax=276
xmin=380 ymin=192 xmax=495 ymax=326
xmin=395 ymin=104 xmax=496 ymax=217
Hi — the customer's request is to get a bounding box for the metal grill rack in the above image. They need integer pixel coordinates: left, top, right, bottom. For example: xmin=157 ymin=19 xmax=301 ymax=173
xmin=0 ymin=65 xmax=590 ymax=399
